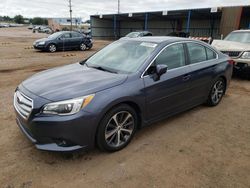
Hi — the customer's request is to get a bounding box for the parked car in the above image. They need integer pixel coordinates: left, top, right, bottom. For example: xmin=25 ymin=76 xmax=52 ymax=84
xmin=125 ymin=31 xmax=153 ymax=38
xmin=39 ymin=27 xmax=53 ymax=34
xmin=212 ymin=30 xmax=250 ymax=79
xmin=28 ymin=25 xmax=34 ymax=30
xmin=14 ymin=37 xmax=233 ymax=152
xmin=33 ymin=31 xmax=93 ymax=52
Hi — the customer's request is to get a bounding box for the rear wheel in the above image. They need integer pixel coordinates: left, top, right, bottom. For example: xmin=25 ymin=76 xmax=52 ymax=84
xmin=48 ymin=44 xmax=57 ymax=53
xmin=206 ymin=78 xmax=226 ymax=106
xmin=96 ymin=104 xmax=137 ymax=152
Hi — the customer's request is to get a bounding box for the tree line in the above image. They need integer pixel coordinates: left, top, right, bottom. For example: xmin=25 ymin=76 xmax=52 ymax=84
xmin=0 ymin=15 xmax=48 ymax=25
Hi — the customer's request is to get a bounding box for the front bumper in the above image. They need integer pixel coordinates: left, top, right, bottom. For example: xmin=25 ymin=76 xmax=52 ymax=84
xmin=14 ymin=88 xmax=99 ymax=152
xmin=16 ymin=118 xmax=85 ymax=151
xmin=33 ymin=44 xmax=46 ymax=50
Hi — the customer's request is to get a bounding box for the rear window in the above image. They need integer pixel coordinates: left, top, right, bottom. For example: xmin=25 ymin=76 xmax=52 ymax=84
xmin=206 ymin=48 xmax=217 ymax=60
xmin=72 ymin=32 xmax=82 ymax=38
xmin=187 ymin=43 xmax=207 ymax=64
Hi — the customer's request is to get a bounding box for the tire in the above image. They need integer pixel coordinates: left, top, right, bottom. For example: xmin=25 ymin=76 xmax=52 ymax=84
xmin=96 ymin=104 xmax=138 ymax=152
xmin=86 ymin=43 xmax=93 ymax=50
xmin=79 ymin=43 xmax=87 ymax=51
xmin=206 ymin=78 xmax=226 ymax=106
xmin=48 ymin=44 xmax=57 ymax=53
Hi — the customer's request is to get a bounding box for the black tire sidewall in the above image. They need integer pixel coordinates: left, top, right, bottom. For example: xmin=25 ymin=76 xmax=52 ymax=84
xmin=96 ymin=104 xmax=138 ymax=152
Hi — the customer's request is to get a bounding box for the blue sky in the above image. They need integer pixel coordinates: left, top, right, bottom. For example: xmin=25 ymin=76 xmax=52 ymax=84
xmin=1 ymin=0 xmax=249 ymax=20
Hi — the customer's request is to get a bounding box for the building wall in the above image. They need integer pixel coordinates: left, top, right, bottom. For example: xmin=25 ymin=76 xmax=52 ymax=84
xmin=220 ymin=7 xmax=243 ymax=37
xmin=183 ymin=19 xmax=221 ymax=38
xmin=91 ymin=6 xmax=248 ymax=40
xmin=120 ymin=20 xmax=144 ymax=36
xmin=91 ymin=17 xmax=114 ymax=39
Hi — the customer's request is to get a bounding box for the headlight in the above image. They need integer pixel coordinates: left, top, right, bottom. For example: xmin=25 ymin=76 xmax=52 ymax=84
xmin=42 ymin=94 xmax=95 ymax=115
xmin=241 ymin=52 xmax=250 ymax=59
xmin=38 ymin=41 xmax=45 ymax=45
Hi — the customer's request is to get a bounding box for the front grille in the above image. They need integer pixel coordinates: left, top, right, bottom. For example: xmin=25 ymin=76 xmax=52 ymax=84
xmin=221 ymin=51 xmax=242 ymax=58
xmin=14 ymin=91 xmax=33 ymax=119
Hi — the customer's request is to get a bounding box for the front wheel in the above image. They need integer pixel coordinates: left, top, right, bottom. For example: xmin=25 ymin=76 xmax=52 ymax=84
xmin=96 ymin=104 xmax=138 ymax=152
xmin=48 ymin=44 xmax=57 ymax=53
xmin=206 ymin=78 xmax=226 ymax=106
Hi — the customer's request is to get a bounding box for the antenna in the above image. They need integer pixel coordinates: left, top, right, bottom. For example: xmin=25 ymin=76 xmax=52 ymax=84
xmin=69 ymin=0 xmax=73 ymax=31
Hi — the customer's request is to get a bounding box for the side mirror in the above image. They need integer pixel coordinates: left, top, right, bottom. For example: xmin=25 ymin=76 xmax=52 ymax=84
xmin=58 ymin=37 xmax=61 ymax=40
xmin=153 ymin=64 xmax=168 ymax=81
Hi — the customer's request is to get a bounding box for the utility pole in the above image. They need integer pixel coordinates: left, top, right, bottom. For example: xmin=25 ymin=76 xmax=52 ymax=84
xmin=118 ymin=0 xmax=120 ymax=14
xmin=69 ymin=0 xmax=73 ymax=31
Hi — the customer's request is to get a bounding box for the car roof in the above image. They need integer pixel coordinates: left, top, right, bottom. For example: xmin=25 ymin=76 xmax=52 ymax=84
xmin=121 ymin=36 xmax=194 ymax=44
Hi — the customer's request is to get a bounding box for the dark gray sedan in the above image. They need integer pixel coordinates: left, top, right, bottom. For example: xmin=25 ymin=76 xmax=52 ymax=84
xmin=14 ymin=37 xmax=233 ymax=152
xmin=33 ymin=31 xmax=93 ymax=52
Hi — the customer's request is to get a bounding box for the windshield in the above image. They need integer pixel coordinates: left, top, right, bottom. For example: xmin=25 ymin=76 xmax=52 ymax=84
xmin=85 ymin=40 xmax=157 ymax=74
xmin=224 ymin=32 xmax=250 ymax=43
xmin=126 ymin=32 xmax=140 ymax=38
xmin=48 ymin=32 xmax=62 ymax=39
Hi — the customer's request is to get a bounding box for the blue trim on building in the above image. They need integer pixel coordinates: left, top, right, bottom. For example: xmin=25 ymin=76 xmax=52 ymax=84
xmin=186 ymin=10 xmax=191 ymax=33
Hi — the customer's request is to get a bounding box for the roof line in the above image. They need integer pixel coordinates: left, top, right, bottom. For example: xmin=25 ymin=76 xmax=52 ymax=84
xmin=91 ymin=4 xmax=250 ymax=17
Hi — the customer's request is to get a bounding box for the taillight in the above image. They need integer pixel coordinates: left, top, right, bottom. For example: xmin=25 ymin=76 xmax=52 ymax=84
xmin=228 ymin=59 xmax=235 ymax=65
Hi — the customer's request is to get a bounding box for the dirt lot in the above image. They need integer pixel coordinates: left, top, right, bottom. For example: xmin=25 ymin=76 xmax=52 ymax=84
xmin=0 ymin=27 xmax=250 ymax=188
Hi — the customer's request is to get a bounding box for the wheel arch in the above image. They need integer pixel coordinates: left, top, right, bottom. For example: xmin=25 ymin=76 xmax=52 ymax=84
xmin=94 ymin=100 xmax=143 ymax=147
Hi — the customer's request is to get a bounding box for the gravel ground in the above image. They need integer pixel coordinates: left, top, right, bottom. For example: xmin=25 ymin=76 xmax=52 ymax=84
xmin=0 ymin=27 xmax=250 ymax=188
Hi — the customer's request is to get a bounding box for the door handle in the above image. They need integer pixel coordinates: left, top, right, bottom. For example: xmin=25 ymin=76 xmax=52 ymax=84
xmin=183 ymin=74 xmax=191 ymax=81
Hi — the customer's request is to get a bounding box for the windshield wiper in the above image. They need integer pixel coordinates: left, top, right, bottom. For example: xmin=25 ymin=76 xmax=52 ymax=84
xmin=89 ymin=66 xmax=117 ymax=74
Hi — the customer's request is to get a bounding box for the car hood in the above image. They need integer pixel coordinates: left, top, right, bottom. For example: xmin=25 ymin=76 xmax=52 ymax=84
xmin=21 ymin=63 xmax=128 ymax=101
xmin=212 ymin=40 xmax=250 ymax=51
xmin=34 ymin=38 xmax=52 ymax=43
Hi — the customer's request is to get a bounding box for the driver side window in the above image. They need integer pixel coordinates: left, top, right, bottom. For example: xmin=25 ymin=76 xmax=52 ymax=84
xmin=155 ymin=43 xmax=186 ymax=70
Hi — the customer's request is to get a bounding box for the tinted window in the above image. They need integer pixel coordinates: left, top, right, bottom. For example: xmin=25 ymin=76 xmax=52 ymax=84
xmin=187 ymin=43 xmax=207 ymax=64
xmin=154 ymin=44 xmax=185 ymax=70
xmin=62 ymin=33 xmax=71 ymax=39
xmin=206 ymin=48 xmax=216 ymax=60
xmin=72 ymin=32 xmax=82 ymax=38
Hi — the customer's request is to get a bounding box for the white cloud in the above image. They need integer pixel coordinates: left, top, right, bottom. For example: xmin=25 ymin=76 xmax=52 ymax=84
xmin=1 ymin=0 xmax=249 ymax=20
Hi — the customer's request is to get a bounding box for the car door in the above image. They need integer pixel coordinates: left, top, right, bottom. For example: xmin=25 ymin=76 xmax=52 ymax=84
xmin=143 ymin=43 xmax=192 ymax=121
xmin=61 ymin=33 xmax=73 ymax=50
xmin=71 ymin=32 xmax=83 ymax=48
xmin=185 ymin=42 xmax=218 ymax=104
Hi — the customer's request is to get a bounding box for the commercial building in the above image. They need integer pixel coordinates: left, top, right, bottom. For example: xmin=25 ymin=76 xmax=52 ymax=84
xmin=90 ymin=5 xmax=250 ymax=39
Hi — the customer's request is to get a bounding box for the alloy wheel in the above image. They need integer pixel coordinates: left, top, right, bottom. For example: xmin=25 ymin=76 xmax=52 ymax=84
xmin=80 ymin=43 xmax=87 ymax=51
xmin=105 ymin=111 xmax=135 ymax=148
xmin=211 ymin=80 xmax=225 ymax=104
xmin=49 ymin=44 xmax=56 ymax=52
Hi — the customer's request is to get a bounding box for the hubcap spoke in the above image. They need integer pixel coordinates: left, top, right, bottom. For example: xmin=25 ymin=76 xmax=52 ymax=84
xmin=212 ymin=80 xmax=224 ymax=104
xmin=105 ymin=129 xmax=117 ymax=139
xmin=121 ymin=113 xmax=132 ymax=126
xmin=112 ymin=114 xmax=119 ymax=126
xmin=116 ymin=131 xmax=121 ymax=146
xmin=121 ymin=128 xmax=132 ymax=135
